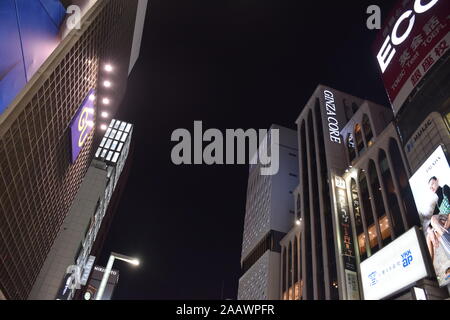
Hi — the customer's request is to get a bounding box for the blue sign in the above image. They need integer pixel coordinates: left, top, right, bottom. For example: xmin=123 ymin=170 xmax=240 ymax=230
xmin=70 ymin=90 xmax=96 ymax=163
xmin=0 ymin=0 xmax=66 ymax=115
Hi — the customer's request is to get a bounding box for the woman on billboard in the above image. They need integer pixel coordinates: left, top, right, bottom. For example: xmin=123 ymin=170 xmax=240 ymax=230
xmin=425 ymin=177 xmax=450 ymax=262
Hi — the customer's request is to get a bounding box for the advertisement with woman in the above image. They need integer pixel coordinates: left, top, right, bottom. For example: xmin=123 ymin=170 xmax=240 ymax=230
xmin=409 ymin=145 xmax=450 ymax=287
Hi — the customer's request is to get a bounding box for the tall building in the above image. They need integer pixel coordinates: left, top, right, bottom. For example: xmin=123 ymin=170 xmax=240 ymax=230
xmin=280 ymin=82 xmax=449 ymax=300
xmin=28 ymin=119 xmax=133 ymax=300
xmin=238 ymin=125 xmax=298 ymax=300
xmin=287 ymin=85 xmax=368 ymax=300
xmin=0 ymin=0 xmax=147 ymax=300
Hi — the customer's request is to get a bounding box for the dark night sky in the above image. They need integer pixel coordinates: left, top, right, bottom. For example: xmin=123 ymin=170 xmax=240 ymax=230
xmin=98 ymin=0 xmax=395 ymax=299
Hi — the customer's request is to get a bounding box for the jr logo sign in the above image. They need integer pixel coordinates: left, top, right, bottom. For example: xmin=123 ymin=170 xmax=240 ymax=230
xmin=70 ymin=90 xmax=96 ymax=163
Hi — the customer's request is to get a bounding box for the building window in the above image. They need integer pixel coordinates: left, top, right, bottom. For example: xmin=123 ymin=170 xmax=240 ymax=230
xmin=359 ymin=171 xmax=379 ymax=255
xmin=379 ymin=149 xmax=404 ymax=237
xmin=388 ymin=139 xmax=420 ymax=227
xmin=296 ymin=195 xmax=301 ymax=220
xmin=282 ymin=248 xmax=287 ymax=299
xmin=362 ymin=114 xmax=374 ymax=146
xmin=294 ymin=237 xmax=300 ymax=300
xmin=368 ymin=160 xmax=392 ymax=246
xmin=300 ymin=120 xmax=313 ymax=298
xmin=288 ymin=242 xmax=293 ymax=300
xmin=351 ymin=179 xmax=367 ymax=260
xmin=347 ymin=133 xmax=356 ymax=162
xmin=355 ymin=123 xmax=365 ymax=155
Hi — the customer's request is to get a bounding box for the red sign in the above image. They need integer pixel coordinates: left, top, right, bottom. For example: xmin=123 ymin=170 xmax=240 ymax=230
xmin=373 ymin=0 xmax=450 ymax=115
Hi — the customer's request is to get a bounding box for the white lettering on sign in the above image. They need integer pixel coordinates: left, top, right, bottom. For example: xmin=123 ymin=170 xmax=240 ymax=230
xmin=376 ymin=0 xmax=439 ymax=73
xmin=324 ymin=90 xmax=341 ymax=144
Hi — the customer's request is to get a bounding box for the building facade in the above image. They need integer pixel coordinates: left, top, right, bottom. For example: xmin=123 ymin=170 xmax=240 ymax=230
xmin=358 ymin=0 xmax=450 ymax=299
xmin=282 ymin=85 xmax=367 ymax=300
xmin=238 ymin=125 xmax=298 ymax=300
xmin=28 ymin=119 xmax=133 ymax=300
xmin=0 ymin=0 xmax=146 ymax=300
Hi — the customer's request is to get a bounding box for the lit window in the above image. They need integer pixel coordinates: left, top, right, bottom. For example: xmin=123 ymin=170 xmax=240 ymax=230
xmin=112 ymin=152 xmax=120 ymax=163
xmin=104 ymin=139 xmax=112 ymax=149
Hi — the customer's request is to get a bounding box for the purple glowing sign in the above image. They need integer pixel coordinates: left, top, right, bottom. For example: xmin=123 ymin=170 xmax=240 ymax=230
xmin=70 ymin=90 xmax=96 ymax=163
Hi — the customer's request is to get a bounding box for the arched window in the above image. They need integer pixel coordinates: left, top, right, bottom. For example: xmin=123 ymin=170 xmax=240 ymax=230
xmin=362 ymin=114 xmax=374 ymax=146
xmin=379 ymin=149 xmax=404 ymax=237
xmin=389 ymin=139 xmax=420 ymax=227
xmin=350 ymin=178 xmax=368 ymax=260
xmin=296 ymin=195 xmax=301 ymax=221
xmin=294 ymin=237 xmax=299 ymax=299
xmin=368 ymin=160 xmax=391 ymax=246
xmin=282 ymin=248 xmax=287 ymax=299
xmin=359 ymin=170 xmax=378 ymax=254
xmin=355 ymin=123 xmax=365 ymax=154
xmin=347 ymin=133 xmax=356 ymax=162
xmin=288 ymin=242 xmax=293 ymax=299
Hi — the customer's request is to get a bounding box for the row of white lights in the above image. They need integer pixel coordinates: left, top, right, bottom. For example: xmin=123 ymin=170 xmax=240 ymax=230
xmin=100 ymin=64 xmax=114 ymax=130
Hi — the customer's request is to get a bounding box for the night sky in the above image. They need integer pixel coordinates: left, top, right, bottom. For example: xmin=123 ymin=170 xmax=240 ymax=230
xmin=98 ymin=0 xmax=395 ymax=300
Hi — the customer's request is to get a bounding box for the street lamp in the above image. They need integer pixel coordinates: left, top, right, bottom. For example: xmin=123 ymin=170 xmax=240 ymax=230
xmin=95 ymin=252 xmax=140 ymax=300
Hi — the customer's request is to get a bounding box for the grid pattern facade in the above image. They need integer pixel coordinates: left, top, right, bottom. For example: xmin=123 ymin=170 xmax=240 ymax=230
xmin=241 ymin=170 xmax=272 ymax=260
xmin=238 ymin=251 xmax=270 ymax=300
xmin=0 ymin=0 xmax=138 ymax=300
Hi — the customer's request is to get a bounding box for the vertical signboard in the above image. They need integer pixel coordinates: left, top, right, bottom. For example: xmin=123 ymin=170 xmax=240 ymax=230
xmin=334 ymin=176 xmax=360 ymax=300
xmin=373 ymin=0 xmax=450 ymax=114
xmin=409 ymin=145 xmax=450 ymax=287
xmin=83 ymin=266 xmax=120 ymax=300
xmin=70 ymin=89 xmax=96 ymax=163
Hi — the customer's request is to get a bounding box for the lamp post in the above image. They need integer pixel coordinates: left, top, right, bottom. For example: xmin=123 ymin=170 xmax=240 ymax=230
xmin=95 ymin=252 xmax=139 ymax=300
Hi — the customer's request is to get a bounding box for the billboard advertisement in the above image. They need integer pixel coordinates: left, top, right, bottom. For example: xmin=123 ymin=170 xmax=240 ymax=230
xmin=334 ymin=176 xmax=361 ymax=300
xmin=70 ymin=89 xmax=96 ymax=163
xmin=409 ymin=145 xmax=450 ymax=287
xmin=0 ymin=0 xmax=67 ymax=116
xmin=373 ymin=0 xmax=450 ymax=115
xmin=360 ymin=227 xmax=429 ymax=300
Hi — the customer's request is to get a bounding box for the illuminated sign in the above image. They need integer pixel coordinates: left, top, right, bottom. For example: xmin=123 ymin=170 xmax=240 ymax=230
xmin=334 ymin=176 xmax=360 ymax=300
xmin=360 ymin=227 xmax=429 ymax=300
xmin=409 ymin=145 xmax=450 ymax=287
xmin=0 ymin=0 xmax=66 ymax=115
xmin=373 ymin=0 xmax=450 ymax=114
xmin=70 ymin=90 xmax=96 ymax=163
xmin=324 ymin=90 xmax=342 ymax=144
